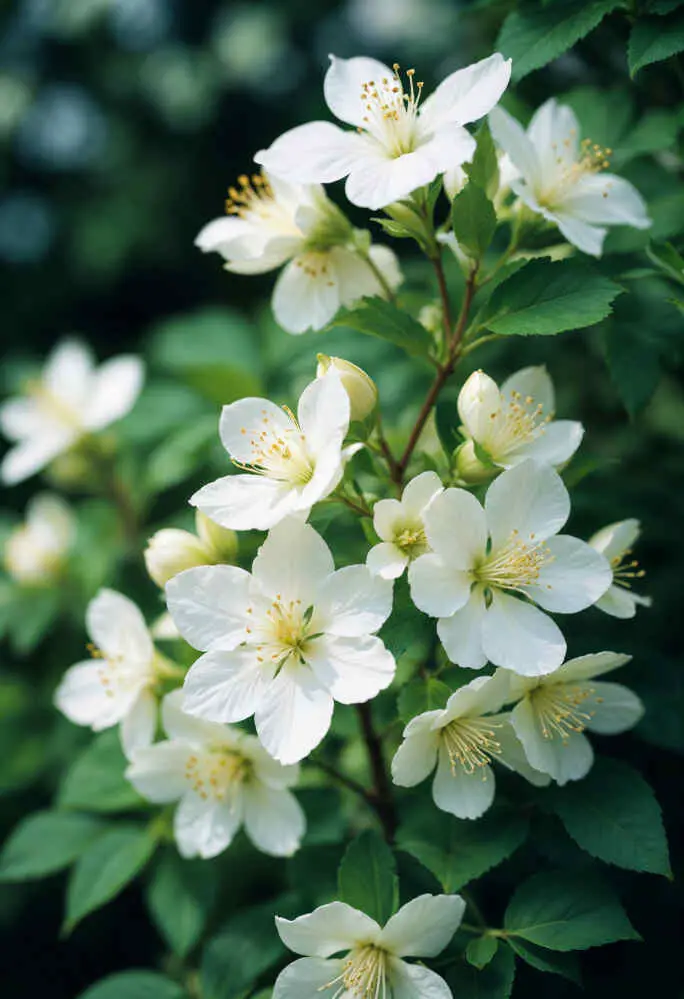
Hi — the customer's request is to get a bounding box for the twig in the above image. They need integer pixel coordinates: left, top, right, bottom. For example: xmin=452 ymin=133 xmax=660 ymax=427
xmin=311 ymin=759 xmax=375 ymax=804
xmin=356 ymin=703 xmax=398 ymax=842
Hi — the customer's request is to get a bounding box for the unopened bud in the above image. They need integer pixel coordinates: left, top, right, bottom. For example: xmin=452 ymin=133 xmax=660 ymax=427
xmin=144 ymin=529 xmax=212 ymax=587
xmin=317 ymin=355 xmax=378 ymax=423
xmin=194 ymin=510 xmax=238 ymax=562
xmin=454 ymin=440 xmax=497 ymax=485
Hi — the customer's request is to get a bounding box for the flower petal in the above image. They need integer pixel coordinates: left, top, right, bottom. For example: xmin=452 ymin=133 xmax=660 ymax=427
xmin=588 ymin=518 xmax=641 ymax=560
xmin=378 ymin=894 xmax=465 ymax=957
xmin=421 ymin=53 xmax=511 ymax=129
xmin=391 ymin=716 xmax=441 ymax=787
xmin=191 ymin=474 xmax=296 ymax=532
xmin=373 ymin=498 xmax=404 ymax=540
xmin=527 ymin=98 xmax=580 ymax=175
xmin=165 ymin=564 xmax=251 ymax=652
xmin=174 ymin=792 xmax=243 ymax=859
xmin=594 ymin=584 xmax=640 ymax=619
xmin=0 ymin=429 xmax=77 ymax=485
xmin=120 ymin=688 xmax=157 ymax=760
xmin=252 ymin=518 xmax=334 ymax=604
xmin=437 ymin=588 xmax=488 ymax=669
xmin=485 ymin=460 xmax=570 ymax=550
xmin=324 ymin=54 xmax=395 ymax=128
xmin=54 ymin=661 xmax=136 ymax=730
xmin=432 ymin=744 xmax=496 ymax=819
xmin=552 ymin=651 xmax=632 ymax=684
xmin=510 ymin=697 xmax=594 ymax=785
xmin=273 ymin=957 xmax=344 ymax=999
xmin=345 ymin=141 xmax=455 ymax=210
xmin=482 ymin=590 xmax=566 ymax=676
xmin=219 ymin=397 xmax=294 ymax=463
xmin=273 ymin=255 xmax=343 ymax=334
xmin=307 ymin=634 xmax=395 ymax=705
xmin=125 ymin=742 xmax=191 ymax=802
xmin=242 ymin=784 xmax=305 ymax=856
xmin=44 ymin=339 xmax=94 ymax=404
xmin=554 ymin=213 xmax=607 ymax=257
xmin=440 ymin=671 xmax=510 ymax=723
xmin=298 ymin=373 xmax=349 ymax=457
xmin=584 ymin=681 xmax=644 ymax=734
xmin=183 ymin=648 xmax=275 ymax=723
xmin=316 ymin=565 xmax=393 ymax=636
xmin=161 ymin=689 xmax=241 ymax=747
xmin=86 ymin=589 xmax=153 ymax=665
xmin=389 ymin=956 xmax=454 ymax=999
xmin=458 ymin=370 xmax=502 ymax=442
xmin=489 ymin=106 xmax=541 ymax=189
xmin=409 ymin=554 xmax=472 ymax=618
xmin=275 ymin=901 xmax=380 ymax=956
xmin=0 ymin=397 xmax=44 ymax=441
xmin=493 ymin=715 xmax=551 ymax=787
xmin=505 ymin=421 xmax=584 ymax=468
xmin=559 ymin=173 xmax=650 ymax=229
xmin=256 ymin=121 xmax=368 ymax=184
xmin=401 ymin=470 xmax=444 ymax=515
xmin=367 ymin=541 xmax=409 ymax=580
xmin=424 ymin=487 xmax=486 ymax=567
xmin=84 ymin=356 xmax=144 ymax=431
xmin=500 ymin=366 xmax=555 ymax=415
xmin=255 ymin=663 xmax=334 ymax=764
xmin=526 ymin=535 xmax=611 ymax=613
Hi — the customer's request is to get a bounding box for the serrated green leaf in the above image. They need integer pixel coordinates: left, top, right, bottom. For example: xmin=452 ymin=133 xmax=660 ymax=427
xmin=451 ymin=183 xmax=497 ymax=260
xmin=546 ymin=758 xmax=671 ymax=876
xmin=646 ymin=242 xmax=684 ymax=286
xmin=338 ymin=830 xmax=398 ymax=924
xmin=397 ymin=677 xmax=452 ymax=723
xmin=330 ymin=298 xmax=433 ymax=359
xmin=497 ymin=0 xmax=624 ymax=81
xmin=481 ymin=259 xmax=622 ymax=336
xmin=145 ymin=849 xmax=218 ymax=959
xmin=466 ymin=934 xmax=499 ymax=968
xmin=445 ymin=946 xmax=515 ymax=998
xmin=629 ymin=12 xmax=684 ymax=75
xmin=58 ymin=730 xmax=145 ymax=813
xmin=504 ymin=870 xmax=640 ymax=950
xmin=464 ymin=123 xmax=499 ymax=201
xmin=507 ymin=938 xmax=582 ymax=984
xmin=65 ymin=824 xmax=158 ymax=931
xmin=77 ymin=971 xmax=185 ymax=999
xmin=0 ymin=811 xmax=105 ymax=881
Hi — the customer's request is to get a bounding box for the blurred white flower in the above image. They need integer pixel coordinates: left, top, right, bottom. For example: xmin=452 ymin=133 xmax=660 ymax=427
xmin=191 ymin=372 xmax=357 ymax=532
xmin=256 ymin=52 xmax=511 ymax=210
xmin=489 ymin=99 xmax=651 ymax=256
xmin=316 ymin=355 xmax=378 ymax=423
xmin=196 ymin=172 xmax=402 ymax=334
xmin=166 ymin=518 xmax=395 ymax=764
xmin=507 ymin=653 xmax=644 ymax=784
xmin=54 ymin=589 xmax=160 ymax=759
xmin=4 ymin=493 xmax=74 ymax=586
xmin=367 ymin=470 xmax=443 ymax=579
xmin=392 ymin=673 xmax=549 ymax=819
xmin=0 ymin=339 xmax=144 ymax=485
xmin=409 ymin=460 xmax=612 ymax=676
xmin=274 ymin=894 xmax=465 ymax=999
xmin=126 ymin=691 xmax=304 ymax=859
xmin=589 ymin=519 xmax=651 ymax=619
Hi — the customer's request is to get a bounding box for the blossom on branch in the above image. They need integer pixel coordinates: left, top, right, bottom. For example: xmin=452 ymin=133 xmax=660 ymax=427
xmin=588 ymin=518 xmax=652 ymax=619
xmin=367 ymin=470 xmax=443 ymax=579
xmin=4 ymin=493 xmax=75 ymax=586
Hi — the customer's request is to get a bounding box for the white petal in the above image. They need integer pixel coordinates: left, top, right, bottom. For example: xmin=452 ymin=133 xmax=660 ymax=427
xmin=526 ymin=536 xmax=611 ymax=613
xmin=84 ymin=356 xmax=144 ymax=431
xmin=242 ymin=784 xmax=305 ymax=856
xmin=432 ymin=744 xmax=495 ymax=819
xmin=367 ymin=542 xmax=409 ymax=580
xmin=594 ymin=585 xmax=639 ymax=619
xmin=0 ymin=429 xmax=77 ymax=485
xmin=584 ymin=681 xmax=644 ymax=734
xmin=588 ymin=518 xmax=641 ymax=561
xmin=367 ymin=243 xmax=404 ymax=293
xmin=554 ymin=213 xmax=607 ymax=257
xmin=125 ymin=742 xmax=191 ymax=802
xmin=423 ymin=487 xmax=487 ymax=566
xmin=482 ymin=591 xmax=566 ymax=676
xmin=409 ymin=554 xmax=472 ymax=618
xmin=161 ymin=689 xmax=240 ymax=745
xmin=44 ymin=339 xmax=94 ymax=404
xmin=316 ymin=565 xmax=393 ymax=636
xmin=275 ymin=901 xmax=380 ymax=957
xmin=120 ymin=688 xmax=157 ymax=760
xmin=391 ymin=718 xmax=440 ymax=787
xmin=489 ymin=106 xmax=541 ymax=189
xmin=219 ymin=397 xmax=294 ymax=463
xmin=183 ymin=648 xmax=275 ymax=723
xmin=457 ymin=370 xmax=502 ymax=442
xmin=324 ymin=54 xmax=395 ymax=128
xmin=420 ymin=53 xmax=512 ymax=129
xmin=307 ymin=634 xmax=395 ymax=705
xmin=505 ymin=421 xmax=584 ymax=468
xmin=332 ymin=244 xmax=404 ymax=305
xmin=255 ymin=663 xmax=334 ymax=764
xmin=252 ymin=518 xmax=334 ymax=603
xmin=401 ymin=470 xmax=444 ymax=515
xmin=298 ymin=373 xmax=349 ymax=457
xmin=191 ymin=474 xmax=296 ymax=532
xmin=165 ymin=564 xmax=251 ymax=652
xmin=378 ymin=894 xmax=465 ymax=957
xmin=493 ymin=715 xmax=551 ymax=787
xmin=273 ymin=958 xmax=344 ymax=999
xmin=485 ymin=460 xmax=570 ymax=550
xmin=345 ymin=143 xmax=446 ymax=211
xmin=86 ymin=589 xmax=153 ymax=665
xmin=0 ymin=397 xmax=44 ymax=441
xmin=273 ymin=255 xmax=342 ymax=334
xmin=500 ymin=365 xmax=555 ymax=415
xmin=440 ymin=671 xmax=510 ymax=722
xmin=373 ymin=498 xmax=404 ymax=540
xmin=510 ymin=698 xmax=593 ymax=785
xmin=553 ymin=651 xmax=632 ymax=684
xmin=437 ymin=589 xmax=487 ymax=669
xmin=297 ymin=440 xmax=347 ymax=509
xmin=559 ymin=174 xmax=650 ymax=229
xmin=256 ymin=121 xmax=368 ymax=184
xmin=174 ymin=792 xmax=243 ymax=859
xmin=54 ymin=661 xmax=137 ymax=730
xmin=195 ymin=216 xmax=298 ymax=270
xmin=527 ymin=99 xmax=580 ymax=174
xmin=390 ymin=959 xmax=453 ymax=999
xmin=249 ymin=738 xmax=300 ymax=790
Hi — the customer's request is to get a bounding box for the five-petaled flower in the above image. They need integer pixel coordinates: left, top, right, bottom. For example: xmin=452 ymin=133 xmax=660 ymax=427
xmin=4 ymin=493 xmax=75 ymax=587
xmin=191 ymin=372 xmax=358 ymax=532
xmin=588 ymin=518 xmax=652 ymax=620
xmin=166 ymin=518 xmax=395 ymax=764
xmin=196 ymin=172 xmax=402 ymax=333
xmin=392 ymin=673 xmax=549 ymax=820
xmin=367 ymin=470 xmax=443 ymax=579
xmin=506 ymin=652 xmax=644 ymax=784
xmin=126 ymin=691 xmax=305 ymax=859
xmin=54 ymin=589 xmax=161 ymax=759
xmin=256 ymin=52 xmax=511 ymax=210
xmin=0 ymin=339 xmax=144 ymax=485
xmin=409 ymin=460 xmax=612 ymax=676
xmin=273 ymin=895 xmax=465 ymax=999
xmin=489 ymin=98 xmax=650 ymax=256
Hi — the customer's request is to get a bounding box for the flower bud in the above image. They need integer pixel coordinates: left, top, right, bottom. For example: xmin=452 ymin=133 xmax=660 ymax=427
xmin=144 ymin=529 xmax=212 ymax=587
xmin=195 ymin=510 xmax=238 ymax=562
xmin=316 ymin=355 xmax=378 ymax=423
xmin=454 ymin=440 xmax=497 ymax=485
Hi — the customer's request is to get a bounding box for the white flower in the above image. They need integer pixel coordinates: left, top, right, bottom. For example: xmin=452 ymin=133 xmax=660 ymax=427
xmin=126 ymin=691 xmax=304 ymax=859
xmin=190 ymin=373 xmax=358 ymax=532
xmin=0 ymin=339 xmax=144 ymax=485
xmin=54 ymin=589 xmax=160 ymax=759
xmin=273 ymin=895 xmax=465 ymax=999
xmin=316 ymin=355 xmax=378 ymax=423
xmin=166 ymin=518 xmax=395 ymax=765
xmin=489 ymin=99 xmax=651 ymax=256
xmin=507 ymin=653 xmax=644 ymax=785
xmin=392 ymin=673 xmax=549 ymax=820
xmin=588 ymin=519 xmax=651 ymax=619
xmin=4 ymin=493 xmax=75 ymax=586
xmin=408 ymin=460 xmax=612 ymax=676
xmin=367 ymin=470 xmax=443 ymax=579
xmin=144 ymin=510 xmax=238 ymax=588
xmin=255 ymin=52 xmax=511 ymax=210
xmin=195 ymin=171 xmax=402 ymax=334
xmin=456 ymin=366 xmax=583 ymax=476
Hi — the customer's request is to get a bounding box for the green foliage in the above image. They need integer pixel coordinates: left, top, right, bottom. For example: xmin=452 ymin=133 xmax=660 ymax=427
xmin=58 ymin=730 xmax=145 ymax=813
xmin=466 ymin=934 xmax=499 ymax=969
xmin=338 ymin=829 xmax=399 ymax=924
xmin=629 ymin=11 xmax=684 ymax=75
xmin=451 ymin=183 xmax=497 ymax=261
xmin=444 ymin=946 xmax=516 ymax=998
xmin=330 ymin=298 xmax=434 ymax=359
xmin=397 ymin=676 xmax=452 ymax=723
xmin=464 ymin=123 xmax=500 ymax=202
xmin=507 ymin=938 xmax=582 ymax=984
xmin=0 ymin=811 xmax=105 ymax=881
xmin=647 ymin=242 xmax=684 ymax=286
xmin=76 ymin=972 xmax=185 ymax=999
xmin=145 ymin=849 xmax=218 ymax=959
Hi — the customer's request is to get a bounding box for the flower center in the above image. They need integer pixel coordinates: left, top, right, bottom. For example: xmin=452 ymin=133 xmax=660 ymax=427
xmin=184 ymin=747 xmax=250 ymax=801
xmin=442 ymin=716 xmax=502 ymax=774
xmin=394 ymin=521 xmax=429 ymax=558
xmin=486 ymin=390 xmax=551 ymax=456
xmin=611 ymin=550 xmax=646 ymax=590
xmin=475 ymin=531 xmax=553 ymax=594
xmin=293 ymin=251 xmax=336 ymax=288
xmin=248 ymin=597 xmax=316 ymax=671
xmin=325 ymin=945 xmax=389 ymax=999
xmin=236 ymin=407 xmax=314 ymax=485
xmin=359 ymin=63 xmax=424 ymax=157
xmin=25 ymin=378 xmax=83 ymax=431
xmin=225 ymin=171 xmax=302 ymax=236
xmin=4 ymin=527 xmax=64 ymax=584
xmin=530 ymin=683 xmax=596 ymax=742
xmin=538 ymin=133 xmax=612 ymax=207
xmin=87 ymin=643 xmax=153 ymax=697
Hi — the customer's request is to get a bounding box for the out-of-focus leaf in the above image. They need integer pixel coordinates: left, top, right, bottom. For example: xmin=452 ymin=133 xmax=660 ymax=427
xmin=397 ymin=677 xmax=451 ymax=723
xmin=338 ymin=829 xmax=398 ymax=924
xmin=76 ymin=971 xmax=185 ymax=999
xmin=146 ymin=415 xmax=219 ymax=493
xmin=0 ymin=811 xmax=105 ymax=881
xmin=330 ymin=298 xmax=433 ymax=359
xmin=145 ymin=849 xmax=218 ymax=958
xmin=629 ymin=11 xmax=684 ymax=75
xmin=58 ymin=730 xmax=145 ymax=813
xmin=646 ymin=242 xmax=684 ymax=286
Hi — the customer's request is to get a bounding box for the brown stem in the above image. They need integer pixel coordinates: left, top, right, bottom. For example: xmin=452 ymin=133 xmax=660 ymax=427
xmin=311 ymin=759 xmax=375 ymax=805
xmin=356 ymin=703 xmax=398 ymax=842
xmin=375 ymin=414 xmax=402 ymax=487
xmin=431 ymin=254 xmax=454 ymax=345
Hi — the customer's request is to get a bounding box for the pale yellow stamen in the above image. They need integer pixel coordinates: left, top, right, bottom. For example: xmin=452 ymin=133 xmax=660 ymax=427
xmin=475 ymin=530 xmax=554 ymax=594
xmin=486 ymin=389 xmax=552 ymax=457
xmin=322 ymin=945 xmax=389 ymax=999
xmin=184 ymin=747 xmax=251 ymax=802
xmin=442 ymin=716 xmax=502 ymax=775
xmin=530 ymin=683 xmax=598 ymax=742
xmin=25 ymin=378 xmax=82 ymax=430
xmin=234 ymin=407 xmax=314 ymax=485
xmin=358 ymin=62 xmax=424 ymax=158
xmin=611 ymin=550 xmax=646 ymax=590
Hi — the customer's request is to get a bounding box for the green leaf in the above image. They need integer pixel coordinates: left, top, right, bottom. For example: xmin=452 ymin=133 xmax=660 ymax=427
xmin=145 ymin=849 xmax=218 ymax=959
xmin=497 ymin=0 xmax=624 ymax=81
xmin=338 ymin=829 xmax=398 ymax=924
xmin=646 ymin=242 xmax=684 ymax=286
xmin=451 ymin=182 xmax=497 ymax=260
xmin=605 ymin=321 xmax=662 ymax=415
xmin=77 ymin=971 xmax=185 ymax=999
xmin=481 ymin=259 xmax=622 ymax=337
xmin=466 ymin=935 xmax=499 ymax=969
xmin=0 ymin=811 xmax=105 ymax=881
xmin=545 ymin=758 xmax=671 ymax=876
xmin=65 ymin=824 xmax=158 ymax=931
xmin=330 ymin=297 xmax=433 ymax=359
xmin=504 ymin=870 xmax=640 ymax=950
xmin=398 ymin=809 xmax=529 ymax=893
xmin=445 ymin=946 xmax=515 ymax=998
xmin=6 ymin=586 xmax=60 ymax=654
xmin=58 ymin=730 xmax=145 ymax=813
xmin=629 ymin=11 xmax=684 ymax=75
xmin=464 ymin=122 xmax=499 ymax=201
xmin=146 ymin=415 xmax=218 ymax=494
xmin=397 ymin=677 xmax=452 ymax=723
xmin=507 ymin=938 xmax=582 ymax=985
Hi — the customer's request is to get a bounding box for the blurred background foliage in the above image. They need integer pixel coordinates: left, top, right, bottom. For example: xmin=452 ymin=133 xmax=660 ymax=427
xmin=0 ymin=0 xmax=682 ymax=997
